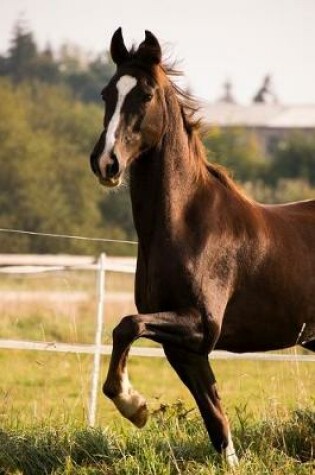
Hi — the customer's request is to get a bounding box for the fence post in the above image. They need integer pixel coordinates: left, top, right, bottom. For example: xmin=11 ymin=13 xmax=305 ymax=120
xmin=88 ymin=252 xmax=106 ymax=427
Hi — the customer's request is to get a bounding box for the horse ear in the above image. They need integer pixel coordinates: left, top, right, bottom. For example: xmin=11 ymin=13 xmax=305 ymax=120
xmin=137 ymin=30 xmax=162 ymax=65
xmin=110 ymin=27 xmax=129 ymax=66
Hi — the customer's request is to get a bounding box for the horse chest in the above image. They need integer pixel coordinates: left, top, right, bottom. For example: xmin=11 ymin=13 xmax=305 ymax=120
xmin=135 ymin=251 xmax=194 ymax=312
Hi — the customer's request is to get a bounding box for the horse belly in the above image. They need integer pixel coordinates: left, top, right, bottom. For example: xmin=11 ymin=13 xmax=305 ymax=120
xmin=217 ymin=288 xmax=313 ymax=353
xmin=217 ymin=229 xmax=315 ymax=353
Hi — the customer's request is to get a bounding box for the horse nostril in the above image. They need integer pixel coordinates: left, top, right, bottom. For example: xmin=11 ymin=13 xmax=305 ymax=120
xmin=106 ymin=151 xmax=120 ymax=178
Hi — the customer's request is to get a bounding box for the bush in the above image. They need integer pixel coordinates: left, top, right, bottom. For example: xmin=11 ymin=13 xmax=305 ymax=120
xmin=270 ymin=134 xmax=315 ymax=185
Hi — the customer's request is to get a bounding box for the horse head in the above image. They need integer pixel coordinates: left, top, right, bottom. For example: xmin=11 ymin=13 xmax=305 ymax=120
xmin=90 ymin=28 xmax=166 ymax=187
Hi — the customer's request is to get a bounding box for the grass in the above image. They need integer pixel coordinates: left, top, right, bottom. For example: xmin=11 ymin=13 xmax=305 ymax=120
xmin=0 ymin=350 xmax=314 ymax=427
xmin=0 ymin=270 xmax=135 ymax=293
xmin=0 ymin=269 xmax=314 ymax=473
xmin=0 ymin=404 xmax=314 ymax=474
xmin=0 ymin=269 xmax=136 ymax=344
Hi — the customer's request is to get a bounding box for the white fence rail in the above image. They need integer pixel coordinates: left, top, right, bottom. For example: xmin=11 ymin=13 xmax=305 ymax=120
xmin=1 ymin=339 xmax=314 ymax=362
xmin=0 ymin=252 xmax=314 ymax=426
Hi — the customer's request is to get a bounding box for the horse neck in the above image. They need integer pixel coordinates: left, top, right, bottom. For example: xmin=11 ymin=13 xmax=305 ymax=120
xmin=129 ymin=85 xmax=260 ymax=257
xmin=130 ymin=95 xmax=208 ymax=243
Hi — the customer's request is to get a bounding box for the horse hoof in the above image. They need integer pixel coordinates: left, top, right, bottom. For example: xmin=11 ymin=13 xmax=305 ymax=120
xmin=225 ymin=452 xmax=239 ymax=468
xmin=129 ymin=403 xmax=148 ymax=428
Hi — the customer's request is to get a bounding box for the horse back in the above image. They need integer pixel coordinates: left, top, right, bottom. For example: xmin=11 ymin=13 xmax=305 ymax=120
xmin=262 ymin=199 xmax=315 ymax=253
xmin=263 ymin=198 xmax=315 ymax=221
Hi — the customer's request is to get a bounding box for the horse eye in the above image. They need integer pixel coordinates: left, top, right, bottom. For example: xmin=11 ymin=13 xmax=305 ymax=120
xmin=143 ymin=92 xmax=153 ymax=102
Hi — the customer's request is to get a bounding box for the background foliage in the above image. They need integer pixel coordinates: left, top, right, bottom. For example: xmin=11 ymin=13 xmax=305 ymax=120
xmin=0 ymin=23 xmax=314 ymax=255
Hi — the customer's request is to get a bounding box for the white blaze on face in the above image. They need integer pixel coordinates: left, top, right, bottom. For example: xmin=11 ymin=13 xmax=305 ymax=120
xmin=103 ymin=75 xmax=137 ymax=156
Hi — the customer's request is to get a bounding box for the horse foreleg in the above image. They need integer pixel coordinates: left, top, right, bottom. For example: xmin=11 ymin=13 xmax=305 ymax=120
xmin=103 ymin=311 xmax=238 ymax=464
xmin=103 ymin=310 xmax=211 ymax=427
xmin=164 ymin=346 xmax=239 ymax=467
xmin=102 ymin=315 xmax=149 ymax=427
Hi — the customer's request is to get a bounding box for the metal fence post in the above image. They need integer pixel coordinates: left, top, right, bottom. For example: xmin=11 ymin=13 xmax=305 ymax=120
xmin=88 ymin=252 xmax=106 ymax=427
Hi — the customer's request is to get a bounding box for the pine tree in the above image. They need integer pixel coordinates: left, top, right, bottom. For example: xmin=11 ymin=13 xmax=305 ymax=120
xmin=8 ymin=20 xmax=38 ymax=82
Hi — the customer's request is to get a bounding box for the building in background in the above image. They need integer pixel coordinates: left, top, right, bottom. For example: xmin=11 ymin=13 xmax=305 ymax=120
xmin=202 ymin=76 xmax=315 ymax=155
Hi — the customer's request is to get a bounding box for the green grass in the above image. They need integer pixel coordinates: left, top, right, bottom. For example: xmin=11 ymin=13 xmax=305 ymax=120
xmin=0 ymin=270 xmax=135 ymax=293
xmin=0 ymin=351 xmax=314 ymax=427
xmin=0 ymin=270 xmax=314 ymax=473
xmin=0 ymin=404 xmax=314 ymax=474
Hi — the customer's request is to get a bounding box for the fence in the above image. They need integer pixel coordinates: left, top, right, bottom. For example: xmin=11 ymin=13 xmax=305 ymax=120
xmin=0 ymin=244 xmax=314 ymax=427
xmin=0 ymin=251 xmax=137 ymax=426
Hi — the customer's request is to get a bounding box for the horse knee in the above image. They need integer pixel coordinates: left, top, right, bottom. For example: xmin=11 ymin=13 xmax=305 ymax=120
xmin=202 ymin=312 xmax=222 ymax=353
xmin=112 ymin=314 xmax=142 ymax=345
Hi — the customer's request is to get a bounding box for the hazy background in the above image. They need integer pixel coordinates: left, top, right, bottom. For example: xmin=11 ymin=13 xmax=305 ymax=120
xmin=1 ymin=0 xmax=315 ymax=104
xmin=0 ymin=0 xmax=314 ymax=255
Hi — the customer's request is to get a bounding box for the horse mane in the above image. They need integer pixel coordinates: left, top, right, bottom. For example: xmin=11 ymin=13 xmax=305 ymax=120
xmin=162 ymin=62 xmax=202 ymax=133
xmin=124 ymin=51 xmax=251 ymax=201
xmin=162 ymin=63 xmax=251 ymax=201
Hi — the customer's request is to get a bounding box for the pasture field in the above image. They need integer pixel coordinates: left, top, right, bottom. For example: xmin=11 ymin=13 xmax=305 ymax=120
xmin=0 ymin=269 xmax=314 ymax=473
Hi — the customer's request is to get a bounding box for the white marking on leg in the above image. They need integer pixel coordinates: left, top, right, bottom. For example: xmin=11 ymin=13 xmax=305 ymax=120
xmin=113 ymin=366 xmax=146 ymax=419
xmin=223 ymin=431 xmax=239 ymax=467
xmin=99 ymin=75 xmax=137 ymax=175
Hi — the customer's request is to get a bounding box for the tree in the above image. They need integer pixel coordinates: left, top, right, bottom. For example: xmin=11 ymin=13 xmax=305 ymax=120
xmin=270 ymin=134 xmax=315 ymax=185
xmin=34 ymin=45 xmax=60 ymax=83
xmin=0 ymin=78 xmax=136 ymax=255
xmin=7 ymin=21 xmax=38 ymax=82
xmin=203 ymin=126 xmax=267 ymax=182
xmin=0 ymin=22 xmax=115 ymax=104
xmin=61 ymin=51 xmax=115 ymax=102
xmin=99 ymin=185 xmax=136 ymax=240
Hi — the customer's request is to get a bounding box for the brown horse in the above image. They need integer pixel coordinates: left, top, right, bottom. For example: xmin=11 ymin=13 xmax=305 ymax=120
xmin=90 ymin=28 xmax=315 ymax=466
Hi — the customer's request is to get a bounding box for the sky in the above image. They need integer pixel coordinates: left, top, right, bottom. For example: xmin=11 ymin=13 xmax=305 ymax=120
xmin=1 ymin=0 xmax=315 ymax=105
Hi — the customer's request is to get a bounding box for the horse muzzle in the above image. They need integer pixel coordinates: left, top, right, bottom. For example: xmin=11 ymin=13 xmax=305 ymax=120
xmin=90 ymin=150 xmax=122 ymax=188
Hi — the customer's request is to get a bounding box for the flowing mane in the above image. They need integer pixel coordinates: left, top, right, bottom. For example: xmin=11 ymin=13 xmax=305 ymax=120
xmin=163 ymin=63 xmax=201 ymax=132
xmin=162 ymin=63 xmax=252 ymax=201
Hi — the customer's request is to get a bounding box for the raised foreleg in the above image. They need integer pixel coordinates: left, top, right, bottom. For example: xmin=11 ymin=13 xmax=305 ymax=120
xmin=103 ymin=309 xmax=211 ymax=426
xmin=102 ymin=310 xmax=238 ymax=465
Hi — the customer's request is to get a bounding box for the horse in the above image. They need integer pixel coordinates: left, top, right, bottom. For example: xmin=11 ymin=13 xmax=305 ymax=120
xmin=90 ymin=28 xmax=315 ymax=466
